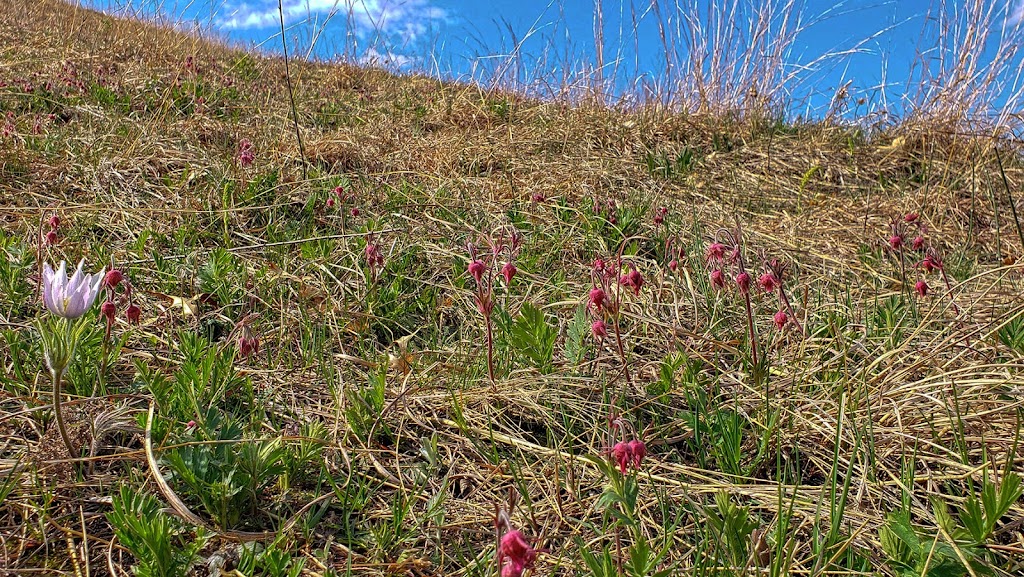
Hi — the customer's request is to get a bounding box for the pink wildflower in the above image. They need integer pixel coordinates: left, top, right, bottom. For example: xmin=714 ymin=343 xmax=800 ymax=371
xmin=710 ymin=268 xmax=725 ymax=290
xmin=591 ymin=320 xmax=607 ymax=339
xmin=758 ymin=273 xmax=779 ymax=293
xmin=104 ymin=269 xmax=124 ymax=290
xmin=611 ymin=441 xmax=631 ymax=473
xmin=498 ymin=530 xmax=537 ymax=577
xmin=915 ymin=280 xmax=928 ymax=297
xmin=468 ymin=260 xmax=486 ymax=284
xmin=500 ymin=262 xmax=517 ymax=284
xmin=589 ymin=287 xmax=606 ymax=311
xmin=912 ymin=236 xmax=925 ymax=251
xmin=100 ymin=300 xmax=116 ymax=324
xmin=736 ymin=272 xmax=751 ymax=294
xmin=628 ymin=439 xmax=646 ymax=468
xmin=48 ymin=215 xmax=60 ymax=229
xmin=904 ymin=212 xmax=919 ymax=223
xmin=668 ymin=259 xmax=678 ymax=272
xmin=773 ymin=310 xmax=788 ymax=329
xmin=126 ymin=304 xmax=141 ymax=324
xmin=45 ymin=230 xmax=58 ymax=245
xmin=706 ymin=242 xmax=726 ymax=262
xmin=888 ymin=235 xmax=903 ymax=250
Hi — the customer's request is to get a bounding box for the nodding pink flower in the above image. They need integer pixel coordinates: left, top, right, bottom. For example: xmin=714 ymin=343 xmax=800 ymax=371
xmin=888 ymin=235 xmax=903 ymax=250
xmin=500 ymin=262 xmax=517 ymax=284
xmin=904 ymin=212 xmax=919 ymax=223
xmin=611 ymin=441 xmax=631 ymax=473
xmin=736 ymin=272 xmax=751 ymax=294
xmin=45 ymin=230 xmax=58 ymax=245
xmin=364 ymin=243 xmax=384 ymax=268
xmin=668 ymin=259 xmax=678 ymax=272
xmin=729 ymin=247 xmax=741 ymax=264
xmin=239 ymin=335 xmax=259 ymax=358
xmin=921 ymin=255 xmax=941 ymax=273
xmin=333 ymin=185 xmax=345 ymax=198
xmin=48 ymin=215 xmax=60 ymax=229
xmin=591 ymin=320 xmax=608 ymax=339
xmin=912 ymin=236 xmax=925 ymax=251
xmin=758 ymin=273 xmax=779 ymax=293
xmin=593 ymin=258 xmax=605 ymax=273
xmin=468 ymin=260 xmax=486 ymax=284
xmin=350 ymin=207 xmax=360 ymax=217
xmin=498 ymin=530 xmax=537 ymax=577
xmin=326 ymin=198 xmax=335 ymax=208
xmin=915 ymin=280 xmax=929 ymax=297
xmin=657 ymin=206 xmax=668 ymax=216
xmin=100 ymin=299 xmax=116 ymax=324
xmin=237 ymin=139 xmax=254 ymax=167
xmin=773 ymin=310 xmax=788 ymax=329
xmin=608 ymin=215 xmax=617 ymax=225
xmin=653 ymin=213 xmax=664 ymax=225
xmin=706 ymin=242 xmax=726 ymax=262
xmin=186 ymin=420 xmax=196 ymax=429
xmin=628 ymin=439 xmax=646 ymax=468
xmin=589 ymin=287 xmax=606 ymax=311
xmin=126 ymin=304 xmax=141 ymax=324
xmin=625 ymin=269 xmax=643 ymax=295
xmin=530 ymin=192 xmax=545 ymax=203
xmin=710 ymin=268 xmax=725 ymax=290
xmin=104 ymin=269 xmax=124 ymax=290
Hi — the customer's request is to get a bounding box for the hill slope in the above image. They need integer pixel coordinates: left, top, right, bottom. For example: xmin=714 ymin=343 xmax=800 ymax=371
xmin=1 ymin=1 xmax=1023 ymax=576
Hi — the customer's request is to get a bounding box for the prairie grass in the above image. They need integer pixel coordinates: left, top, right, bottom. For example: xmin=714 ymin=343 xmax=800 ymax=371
xmin=0 ymin=1 xmax=1023 ymax=576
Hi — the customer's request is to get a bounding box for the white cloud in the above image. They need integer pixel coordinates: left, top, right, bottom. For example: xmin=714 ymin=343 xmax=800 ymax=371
xmin=357 ymin=46 xmax=418 ymax=68
xmin=1008 ymin=0 xmax=1024 ymax=28
xmin=221 ymin=0 xmax=447 ymax=43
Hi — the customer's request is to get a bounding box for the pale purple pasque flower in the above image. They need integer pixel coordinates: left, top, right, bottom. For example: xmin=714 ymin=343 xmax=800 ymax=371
xmin=42 ymin=260 xmax=105 ymax=319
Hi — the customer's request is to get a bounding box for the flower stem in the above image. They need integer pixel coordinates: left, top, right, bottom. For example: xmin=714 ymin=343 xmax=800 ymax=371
xmin=51 ymin=368 xmax=75 ymax=459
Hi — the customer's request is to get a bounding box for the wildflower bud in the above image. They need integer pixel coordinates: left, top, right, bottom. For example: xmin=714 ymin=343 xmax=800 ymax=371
xmin=500 ymin=262 xmax=517 ymax=284
xmin=668 ymin=259 xmax=678 ymax=272
xmin=350 ymin=207 xmax=360 ymax=217
xmin=104 ymin=269 xmax=124 ymax=290
xmin=736 ymin=272 xmax=751 ymax=294
xmin=611 ymin=441 xmax=631 ymax=473
xmin=773 ymin=310 xmax=788 ymax=329
xmin=888 ymin=235 xmax=903 ymax=250
xmin=710 ymin=268 xmax=725 ymax=290
xmin=186 ymin=420 xmax=196 ymax=428
xmin=468 ymin=260 xmax=486 ymax=284
xmin=904 ymin=212 xmax=918 ymax=222
xmin=589 ymin=287 xmax=606 ymax=311
xmin=593 ymin=258 xmax=605 ymax=272
xmin=326 ymin=198 xmax=335 ymax=208
xmin=628 ymin=439 xmax=646 ymax=468
xmin=45 ymin=230 xmax=58 ymax=245
xmin=530 ymin=192 xmax=545 ymax=203
xmin=912 ymin=236 xmax=925 ymax=251
xmin=627 ymin=269 xmax=643 ymax=295
xmin=591 ymin=320 xmax=608 ymax=339
xmin=705 ymin=243 xmax=725 ymax=262
xmin=658 ymin=206 xmax=668 ymax=215
xmin=758 ymin=273 xmax=779 ymax=293
xmin=48 ymin=215 xmax=60 ymax=229
xmin=126 ymin=304 xmax=141 ymax=324
xmin=653 ymin=213 xmax=664 ymax=225
xmin=100 ymin=299 xmax=116 ymax=323
xmin=239 ymin=335 xmax=258 ymax=358
xmin=333 ymin=185 xmax=345 ymax=198
xmin=915 ymin=280 xmax=928 ymax=297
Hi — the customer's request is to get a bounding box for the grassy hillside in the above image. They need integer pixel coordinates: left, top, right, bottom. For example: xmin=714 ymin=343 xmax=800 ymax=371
xmin=1 ymin=1 xmax=1023 ymax=575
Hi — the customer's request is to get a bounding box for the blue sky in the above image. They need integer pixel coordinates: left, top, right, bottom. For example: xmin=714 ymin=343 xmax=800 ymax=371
xmin=81 ymin=1 xmax=1024 ymax=118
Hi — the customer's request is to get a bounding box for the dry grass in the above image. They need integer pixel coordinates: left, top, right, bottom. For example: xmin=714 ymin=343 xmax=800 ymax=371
xmin=1 ymin=1 xmax=1023 ymax=576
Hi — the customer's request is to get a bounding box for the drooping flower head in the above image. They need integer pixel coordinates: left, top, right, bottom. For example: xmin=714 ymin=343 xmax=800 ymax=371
xmin=710 ymin=268 xmax=725 ymax=290
xmin=588 ymin=287 xmax=606 ymax=311
xmin=498 ymin=529 xmax=537 ymax=577
xmin=912 ymin=236 xmax=926 ymax=251
xmin=758 ymin=272 xmax=779 ymax=293
xmin=104 ymin=269 xmax=124 ymax=290
xmin=736 ymin=272 xmax=751 ymax=294
xmin=706 ymin=242 xmax=726 ymax=262
xmin=501 ymin=262 xmax=517 ymax=285
xmin=591 ymin=320 xmax=608 ymax=339
xmin=468 ymin=260 xmax=487 ymax=284
xmin=773 ymin=310 xmax=788 ymax=329
xmin=42 ymin=260 xmax=105 ymax=319
xmin=888 ymin=234 xmax=903 ymax=250
xmin=126 ymin=304 xmax=141 ymax=324
xmin=914 ymin=280 xmax=929 ymax=297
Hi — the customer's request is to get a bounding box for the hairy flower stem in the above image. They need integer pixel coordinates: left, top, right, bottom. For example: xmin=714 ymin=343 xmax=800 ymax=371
xmin=50 ymin=367 xmax=75 ymax=459
xmin=485 ymin=312 xmax=495 ymax=388
xmin=777 ymin=288 xmax=805 ymax=336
